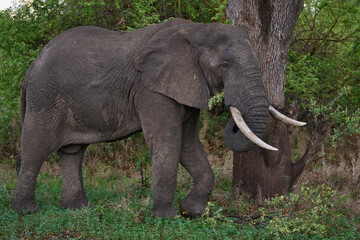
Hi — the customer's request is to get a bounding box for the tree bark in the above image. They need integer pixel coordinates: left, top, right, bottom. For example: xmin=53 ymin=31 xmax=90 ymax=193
xmin=227 ymin=0 xmax=306 ymax=199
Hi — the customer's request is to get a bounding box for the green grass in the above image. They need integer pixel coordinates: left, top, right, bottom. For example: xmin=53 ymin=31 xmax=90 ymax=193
xmin=0 ymin=161 xmax=359 ymax=239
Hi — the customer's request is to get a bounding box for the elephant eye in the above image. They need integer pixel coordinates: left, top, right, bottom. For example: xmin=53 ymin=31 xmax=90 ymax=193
xmin=219 ymin=62 xmax=229 ymax=71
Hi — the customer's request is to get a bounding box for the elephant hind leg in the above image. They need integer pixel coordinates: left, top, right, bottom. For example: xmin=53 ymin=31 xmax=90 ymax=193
xmin=12 ymin=154 xmax=46 ymax=213
xmin=58 ymin=144 xmax=89 ymax=209
xmin=12 ymin=133 xmax=54 ymax=213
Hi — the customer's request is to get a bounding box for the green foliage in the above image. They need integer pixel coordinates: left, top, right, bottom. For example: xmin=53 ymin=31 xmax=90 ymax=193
xmin=121 ymin=0 xmax=161 ymax=31
xmin=0 ymin=163 xmax=242 ymax=239
xmin=200 ymin=201 xmax=231 ymax=226
xmin=1 ymin=163 xmax=358 ymax=239
xmin=200 ymin=109 xmax=229 ymax=155
xmin=287 ymin=0 xmax=360 ymax=144
xmin=258 ymin=183 xmax=355 ymax=239
xmin=174 ymin=0 xmax=230 ymax=24
xmin=208 ymin=91 xmax=224 ymax=110
xmin=286 ymin=51 xmax=360 ymax=143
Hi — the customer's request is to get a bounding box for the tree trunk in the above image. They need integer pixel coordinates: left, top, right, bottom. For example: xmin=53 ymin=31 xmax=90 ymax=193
xmin=227 ymin=0 xmax=306 ymax=199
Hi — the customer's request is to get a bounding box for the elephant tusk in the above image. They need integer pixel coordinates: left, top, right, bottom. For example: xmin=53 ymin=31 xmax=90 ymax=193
xmin=269 ymin=106 xmax=307 ymax=127
xmin=229 ymin=106 xmax=278 ymax=151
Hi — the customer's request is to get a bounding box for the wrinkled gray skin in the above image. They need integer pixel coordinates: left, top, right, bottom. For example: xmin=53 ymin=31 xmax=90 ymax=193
xmin=13 ymin=19 xmax=269 ymax=218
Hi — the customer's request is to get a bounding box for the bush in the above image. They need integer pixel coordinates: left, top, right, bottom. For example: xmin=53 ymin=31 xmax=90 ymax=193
xmin=259 ymin=183 xmax=358 ymax=239
xmin=286 ymin=0 xmax=360 ymax=145
xmin=286 ymin=51 xmax=360 ymax=144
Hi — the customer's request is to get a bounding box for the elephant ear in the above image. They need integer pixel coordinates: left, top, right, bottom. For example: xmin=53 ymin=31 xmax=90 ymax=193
xmin=135 ymin=24 xmax=210 ymax=110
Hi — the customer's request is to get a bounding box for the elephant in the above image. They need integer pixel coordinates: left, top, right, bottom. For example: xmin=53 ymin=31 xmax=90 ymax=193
xmin=12 ymin=18 xmax=305 ymax=218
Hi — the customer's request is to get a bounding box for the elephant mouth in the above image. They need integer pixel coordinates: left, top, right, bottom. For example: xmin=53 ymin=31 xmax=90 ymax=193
xmin=227 ymin=106 xmax=306 ymax=152
xmin=232 ymin=124 xmax=239 ymax=134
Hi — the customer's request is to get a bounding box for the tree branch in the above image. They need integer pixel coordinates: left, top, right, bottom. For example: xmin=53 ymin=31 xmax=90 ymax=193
xmin=291 ymin=32 xmax=357 ymax=47
xmin=290 ymin=120 xmax=331 ymax=187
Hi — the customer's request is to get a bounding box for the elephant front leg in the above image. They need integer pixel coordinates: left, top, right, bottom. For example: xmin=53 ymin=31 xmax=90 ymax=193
xmin=136 ymin=93 xmax=183 ymax=218
xmin=145 ymin=123 xmax=182 ymax=218
xmin=179 ymin=110 xmax=215 ymax=216
xmin=179 ymin=145 xmax=214 ymax=216
xmin=150 ymin=141 xmax=181 ymax=218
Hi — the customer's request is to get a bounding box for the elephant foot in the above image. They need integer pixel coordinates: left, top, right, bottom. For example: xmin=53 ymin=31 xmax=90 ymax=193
xmin=179 ymin=194 xmax=208 ymax=217
xmin=12 ymin=199 xmax=40 ymax=213
xmin=151 ymin=204 xmax=177 ymax=219
xmin=60 ymin=196 xmax=89 ymax=209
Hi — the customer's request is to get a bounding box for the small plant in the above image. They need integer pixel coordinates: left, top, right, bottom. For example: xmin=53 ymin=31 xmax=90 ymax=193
xmin=208 ymin=91 xmax=224 ymax=110
xmin=130 ymin=133 xmax=151 ymax=194
xmin=257 ymin=183 xmax=355 ymax=239
xmin=201 ymin=201 xmax=232 ymax=226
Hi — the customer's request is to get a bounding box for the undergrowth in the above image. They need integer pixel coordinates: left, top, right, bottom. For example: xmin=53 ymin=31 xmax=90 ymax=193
xmin=0 ymin=160 xmax=358 ymax=239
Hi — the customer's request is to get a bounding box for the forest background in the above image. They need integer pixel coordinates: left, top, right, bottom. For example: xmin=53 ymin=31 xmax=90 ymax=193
xmin=0 ymin=0 xmax=359 ymax=239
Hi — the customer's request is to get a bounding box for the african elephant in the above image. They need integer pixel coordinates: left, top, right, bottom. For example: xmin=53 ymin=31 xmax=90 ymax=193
xmin=13 ymin=18 xmax=305 ymax=218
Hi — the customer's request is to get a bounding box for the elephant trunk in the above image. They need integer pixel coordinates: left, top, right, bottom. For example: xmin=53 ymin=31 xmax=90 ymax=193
xmin=229 ymin=106 xmax=277 ymax=151
xmin=223 ymin=67 xmax=271 ymax=152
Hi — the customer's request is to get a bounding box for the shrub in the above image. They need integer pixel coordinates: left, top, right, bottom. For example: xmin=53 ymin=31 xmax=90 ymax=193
xmin=259 ymin=183 xmax=357 ymax=239
xmin=286 ymin=0 xmax=360 ymax=145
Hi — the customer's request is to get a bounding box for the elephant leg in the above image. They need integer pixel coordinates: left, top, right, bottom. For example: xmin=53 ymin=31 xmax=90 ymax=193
xmin=12 ymin=125 xmax=53 ymax=212
xmin=59 ymin=144 xmax=89 ymax=209
xmin=12 ymin=153 xmax=46 ymax=212
xmin=136 ymin=93 xmax=183 ymax=218
xmin=179 ymin=110 xmax=214 ymax=216
xmin=150 ymin=138 xmax=181 ymax=218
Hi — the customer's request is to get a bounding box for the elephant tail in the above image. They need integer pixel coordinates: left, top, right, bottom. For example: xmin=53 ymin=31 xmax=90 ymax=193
xmin=16 ymin=155 xmax=21 ymax=177
xmin=20 ymin=87 xmax=26 ymax=124
xmin=17 ymin=88 xmax=26 ymax=176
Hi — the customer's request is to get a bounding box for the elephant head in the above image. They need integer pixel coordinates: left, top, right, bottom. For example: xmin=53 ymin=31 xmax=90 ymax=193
xmin=135 ymin=22 xmax=305 ymax=152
